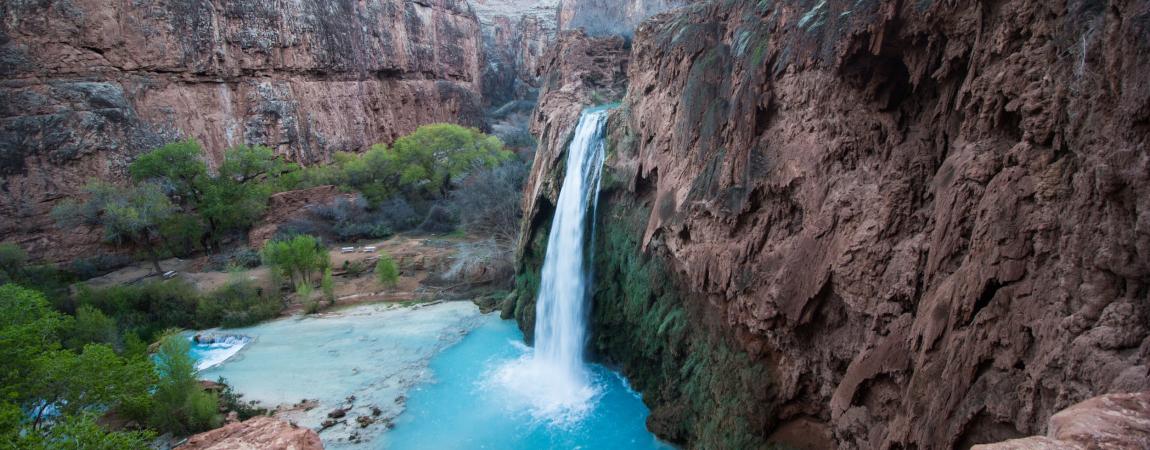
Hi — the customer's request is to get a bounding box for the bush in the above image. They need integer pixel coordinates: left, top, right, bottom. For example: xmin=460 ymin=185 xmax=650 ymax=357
xmin=261 ymin=235 xmax=329 ymax=288
xmin=67 ymin=254 xmax=134 ymax=280
xmin=64 ymin=305 xmax=119 ymax=350
xmin=449 ymin=160 xmax=528 ymax=245
xmin=215 ymin=377 xmax=267 ymax=420
xmin=321 ymin=268 xmax=335 ymax=305
xmin=196 ymin=279 xmax=281 ymax=329
xmin=376 ymin=253 xmax=399 ymax=288
xmin=150 ymin=332 xmax=222 ymax=435
xmin=0 ymin=243 xmax=27 ymax=282
xmin=74 ymin=280 xmax=201 ymax=342
xmin=419 ymin=204 xmax=457 ymax=233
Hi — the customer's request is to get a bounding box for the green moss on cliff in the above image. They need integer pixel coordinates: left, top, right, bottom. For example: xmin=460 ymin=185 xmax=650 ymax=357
xmin=588 ymin=188 xmax=774 ymax=448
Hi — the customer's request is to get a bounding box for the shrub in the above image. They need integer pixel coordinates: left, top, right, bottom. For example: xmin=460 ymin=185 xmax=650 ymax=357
xmin=419 ymin=204 xmax=457 ymax=233
xmin=215 ymin=377 xmax=267 ymax=420
xmin=150 ymin=332 xmax=222 ymax=435
xmin=74 ymin=280 xmax=201 ymax=342
xmin=0 ymin=243 xmax=27 ymax=282
xmin=261 ymin=235 xmax=329 ymax=288
xmin=376 ymin=253 xmax=399 ymax=288
xmin=196 ymin=279 xmax=281 ymax=329
xmin=321 ymin=268 xmax=335 ymax=305
xmin=449 ymin=160 xmax=528 ymax=245
xmin=64 ymin=305 xmax=119 ymax=350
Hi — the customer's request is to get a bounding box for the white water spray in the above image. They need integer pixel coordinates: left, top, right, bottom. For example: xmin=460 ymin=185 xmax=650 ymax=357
xmin=492 ymin=108 xmax=609 ymax=425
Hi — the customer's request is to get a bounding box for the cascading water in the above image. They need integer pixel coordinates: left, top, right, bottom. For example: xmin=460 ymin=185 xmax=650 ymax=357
xmin=492 ymin=107 xmax=610 ymax=425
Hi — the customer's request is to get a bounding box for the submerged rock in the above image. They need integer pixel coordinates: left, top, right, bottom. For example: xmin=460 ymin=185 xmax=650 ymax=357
xmin=178 ymin=416 xmax=322 ymax=450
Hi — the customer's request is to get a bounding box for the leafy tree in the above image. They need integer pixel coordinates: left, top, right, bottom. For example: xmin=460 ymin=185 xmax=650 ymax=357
xmin=64 ymin=305 xmax=119 ymax=350
xmin=376 ymin=253 xmax=399 ymax=289
xmin=198 ymin=145 xmax=296 ymax=241
xmin=53 ymin=182 xmax=176 ymax=274
xmin=128 ymin=139 xmax=208 ymax=205
xmin=195 ymin=279 xmax=281 ymax=329
xmin=73 ymin=280 xmax=201 ymax=342
xmin=318 ymin=125 xmax=512 ymax=204
xmin=388 ymin=124 xmax=512 ymax=199
xmin=261 ymin=235 xmax=329 ymax=288
xmin=150 ymin=332 xmax=221 ymax=435
xmin=29 ymin=345 xmax=154 ymax=428
xmin=0 ymin=243 xmax=27 ymax=283
xmin=14 ymin=413 xmax=155 ymax=450
xmin=0 ymin=284 xmax=67 ymax=404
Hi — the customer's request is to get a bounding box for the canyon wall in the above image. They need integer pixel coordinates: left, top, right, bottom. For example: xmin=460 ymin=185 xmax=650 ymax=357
xmin=516 ymin=0 xmax=1150 ymax=448
xmin=471 ymin=0 xmax=559 ymax=106
xmin=557 ymin=0 xmax=696 ymax=36
xmin=0 ymin=0 xmax=485 ymax=261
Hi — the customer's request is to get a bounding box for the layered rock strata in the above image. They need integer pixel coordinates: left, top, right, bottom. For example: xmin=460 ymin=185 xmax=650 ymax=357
xmin=516 ymin=0 xmax=1150 ymax=448
xmin=0 ymin=0 xmax=485 ymax=261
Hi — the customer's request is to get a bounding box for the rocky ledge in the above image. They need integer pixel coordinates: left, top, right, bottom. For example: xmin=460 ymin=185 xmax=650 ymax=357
xmin=974 ymin=392 xmax=1150 ymax=450
xmin=178 ymin=416 xmax=323 ymax=450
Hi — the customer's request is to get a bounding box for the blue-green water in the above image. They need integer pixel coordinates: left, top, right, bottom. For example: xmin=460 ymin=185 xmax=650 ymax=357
xmin=384 ymin=318 xmax=672 ymax=450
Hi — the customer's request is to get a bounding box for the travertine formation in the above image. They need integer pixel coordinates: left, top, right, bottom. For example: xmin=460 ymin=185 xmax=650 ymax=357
xmin=516 ymin=0 xmax=1150 ymax=448
xmin=178 ymin=416 xmax=323 ymax=450
xmin=1 ymin=0 xmax=485 ymax=261
xmin=972 ymin=392 xmax=1150 ymax=450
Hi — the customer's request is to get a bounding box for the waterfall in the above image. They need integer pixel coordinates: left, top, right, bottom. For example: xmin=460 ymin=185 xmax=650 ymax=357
xmin=534 ymin=108 xmax=608 ymax=380
xmin=492 ymin=108 xmax=609 ymax=425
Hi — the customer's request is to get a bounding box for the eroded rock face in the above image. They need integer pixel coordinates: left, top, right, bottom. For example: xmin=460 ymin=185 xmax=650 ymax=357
xmin=1 ymin=0 xmax=484 ymax=262
xmin=517 ymin=0 xmax=1150 ymax=448
xmin=973 ymin=392 xmax=1150 ymax=450
xmin=471 ymin=0 xmax=560 ymax=106
xmin=557 ymin=0 xmax=696 ymax=36
xmin=178 ymin=416 xmax=323 ymax=450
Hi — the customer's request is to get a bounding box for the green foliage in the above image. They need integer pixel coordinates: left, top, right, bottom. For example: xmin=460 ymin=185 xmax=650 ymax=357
xmin=389 ymin=124 xmax=512 ymax=199
xmin=215 ymin=377 xmax=267 ymax=421
xmin=375 ymin=253 xmax=399 ymax=288
xmin=0 ymin=285 xmax=156 ymax=446
xmin=53 ymin=182 xmax=176 ymax=273
xmin=15 ymin=413 xmax=155 ymax=450
xmin=128 ymin=139 xmax=208 ymax=203
xmin=315 ymin=124 xmax=512 ymax=205
xmin=150 ymin=332 xmax=221 ymax=435
xmin=29 ymin=345 xmax=154 ymax=424
xmin=159 ymin=213 xmax=206 ymax=257
xmin=0 ymin=284 xmax=67 ymax=403
xmin=261 ymin=235 xmax=329 ymax=288
xmin=196 ymin=279 xmax=282 ymax=329
xmin=74 ymin=280 xmax=201 ymax=343
xmin=0 ymin=243 xmax=27 ymax=283
xmin=64 ymin=305 xmax=119 ymax=350
xmin=321 ymin=268 xmax=335 ymax=305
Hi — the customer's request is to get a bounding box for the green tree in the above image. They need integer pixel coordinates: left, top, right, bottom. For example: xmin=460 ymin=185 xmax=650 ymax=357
xmin=376 ymin=253 xmax=399 ymax=289
xmin=0 ymin=284 xmax=67 ymax=404
xmin=150 ymin=332 xmax=221 ymax=435
xmin=53 ymin=182 xmax=176 ymax=274
xmin=197 ymin=145 xmax=295 ymax=241
xmin=15 ymin=413 xmax=155 ymax=450
xmin=261 ymin=235 xmax=329 ymax=288
xmin=64 ymin=305 xmax=119 ymax=350
xmin=128 ymin=139 xmax=208 ymax=205
xmin=29 ymin=345 xmax=154 ymax=428
xmin=388 ymin=124 xmax=512 ymax=199
xmin=0 ymin=243 xmax=27 ymax=283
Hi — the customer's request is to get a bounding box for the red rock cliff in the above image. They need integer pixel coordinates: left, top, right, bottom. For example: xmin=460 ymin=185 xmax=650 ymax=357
xmin=516 ymin=0 xmax=1150 ymax=448
xmin=0 ymin=0 xmax=485 ymax=261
